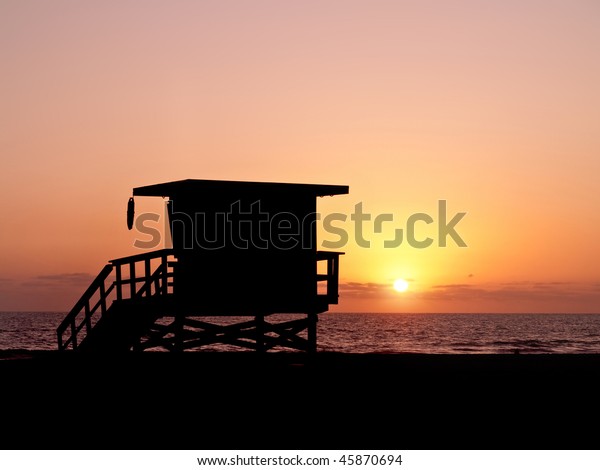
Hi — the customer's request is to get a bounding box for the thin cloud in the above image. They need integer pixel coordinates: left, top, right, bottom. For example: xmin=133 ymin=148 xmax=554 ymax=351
xmin=36 ymin=273 xmax=93 ymax=283
xmin=22 ymin=273 xmax=95 ymax=289
xmin=497 ymin=281 xmax=573 ymax=287
xmin=339 ymin=282 xmax=391 ymax=298
xmin=420 ymin=282 xmax=600 ymax=303
xmin=432 ymin=283 xmax=471 ymax=289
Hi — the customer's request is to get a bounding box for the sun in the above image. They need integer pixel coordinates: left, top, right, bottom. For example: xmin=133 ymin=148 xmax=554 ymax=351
xmin=393 ymin=278 xmax=409 ymax=292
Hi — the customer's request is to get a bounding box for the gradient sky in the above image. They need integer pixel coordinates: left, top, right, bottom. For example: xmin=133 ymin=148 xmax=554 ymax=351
xmin=1 ymin=0 xmax=599 ymax=312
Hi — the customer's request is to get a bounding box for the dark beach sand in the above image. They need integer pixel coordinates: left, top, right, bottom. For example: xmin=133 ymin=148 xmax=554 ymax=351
xmin=1 ymin=351 xmax=599 ymax=449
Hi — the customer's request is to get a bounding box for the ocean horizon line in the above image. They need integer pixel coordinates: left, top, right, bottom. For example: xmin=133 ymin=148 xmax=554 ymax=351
xmin=1 ymin=310 xmax=600 ymax=315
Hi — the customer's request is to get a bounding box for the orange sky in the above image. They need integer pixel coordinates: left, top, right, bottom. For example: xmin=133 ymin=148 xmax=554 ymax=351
xmin=1 ymin=1 xmax=599 ymax=312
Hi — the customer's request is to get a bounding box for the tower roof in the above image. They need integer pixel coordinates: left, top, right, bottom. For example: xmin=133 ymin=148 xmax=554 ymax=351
xmin=133 ymin=179 xmax=349 ymax=198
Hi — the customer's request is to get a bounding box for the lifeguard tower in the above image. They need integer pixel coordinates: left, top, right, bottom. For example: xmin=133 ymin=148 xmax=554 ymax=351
xmin=57 ymin=179 xmax=348 ymax=353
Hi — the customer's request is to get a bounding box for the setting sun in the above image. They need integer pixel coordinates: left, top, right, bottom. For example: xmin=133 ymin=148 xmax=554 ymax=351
xmin=393 ymin=279 xmax=409 ymax=293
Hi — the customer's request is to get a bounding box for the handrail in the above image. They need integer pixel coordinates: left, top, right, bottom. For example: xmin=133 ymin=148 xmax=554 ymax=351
xmin=109 ymin=248 xmax=173 ymax=266
xmin=57 ymin=264 xmax=114 ymax=351
xmin=57 ymin=249 xmax=177 ymax=351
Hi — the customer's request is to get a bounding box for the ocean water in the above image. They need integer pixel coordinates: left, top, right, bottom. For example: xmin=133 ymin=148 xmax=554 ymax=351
xmin=2 ymin=311 xmax=600 ymax=354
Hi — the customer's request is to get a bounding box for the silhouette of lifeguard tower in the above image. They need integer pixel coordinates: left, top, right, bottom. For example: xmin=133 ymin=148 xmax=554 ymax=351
xmin=57 ymin=179 xmax=348 ymax=352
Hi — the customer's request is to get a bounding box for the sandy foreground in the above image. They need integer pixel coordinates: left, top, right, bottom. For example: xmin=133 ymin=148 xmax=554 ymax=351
xmin=1 ymin=351 xmax=598 ymax=449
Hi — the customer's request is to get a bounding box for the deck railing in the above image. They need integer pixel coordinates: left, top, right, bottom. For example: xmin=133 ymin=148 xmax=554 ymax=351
xmin=316 ymin=251 xmax=342 ymax=303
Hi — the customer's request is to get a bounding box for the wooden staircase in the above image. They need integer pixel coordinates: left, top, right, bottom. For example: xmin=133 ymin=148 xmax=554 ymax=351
xmin=57 ymin=249 xmax=175 ymax=352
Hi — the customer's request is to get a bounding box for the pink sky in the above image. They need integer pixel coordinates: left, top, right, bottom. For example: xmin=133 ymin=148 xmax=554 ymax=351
xmin=1 ymin=1 xmax=599 ymax=312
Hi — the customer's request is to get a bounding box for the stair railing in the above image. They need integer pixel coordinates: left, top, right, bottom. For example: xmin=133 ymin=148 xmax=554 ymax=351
xmin=57 ymin=249 xmax=175 ymax=351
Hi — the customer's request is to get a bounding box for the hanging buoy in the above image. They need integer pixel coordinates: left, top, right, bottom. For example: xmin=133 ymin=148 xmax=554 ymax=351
xmin=127 ymin=197 xmax=135 ymax=230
